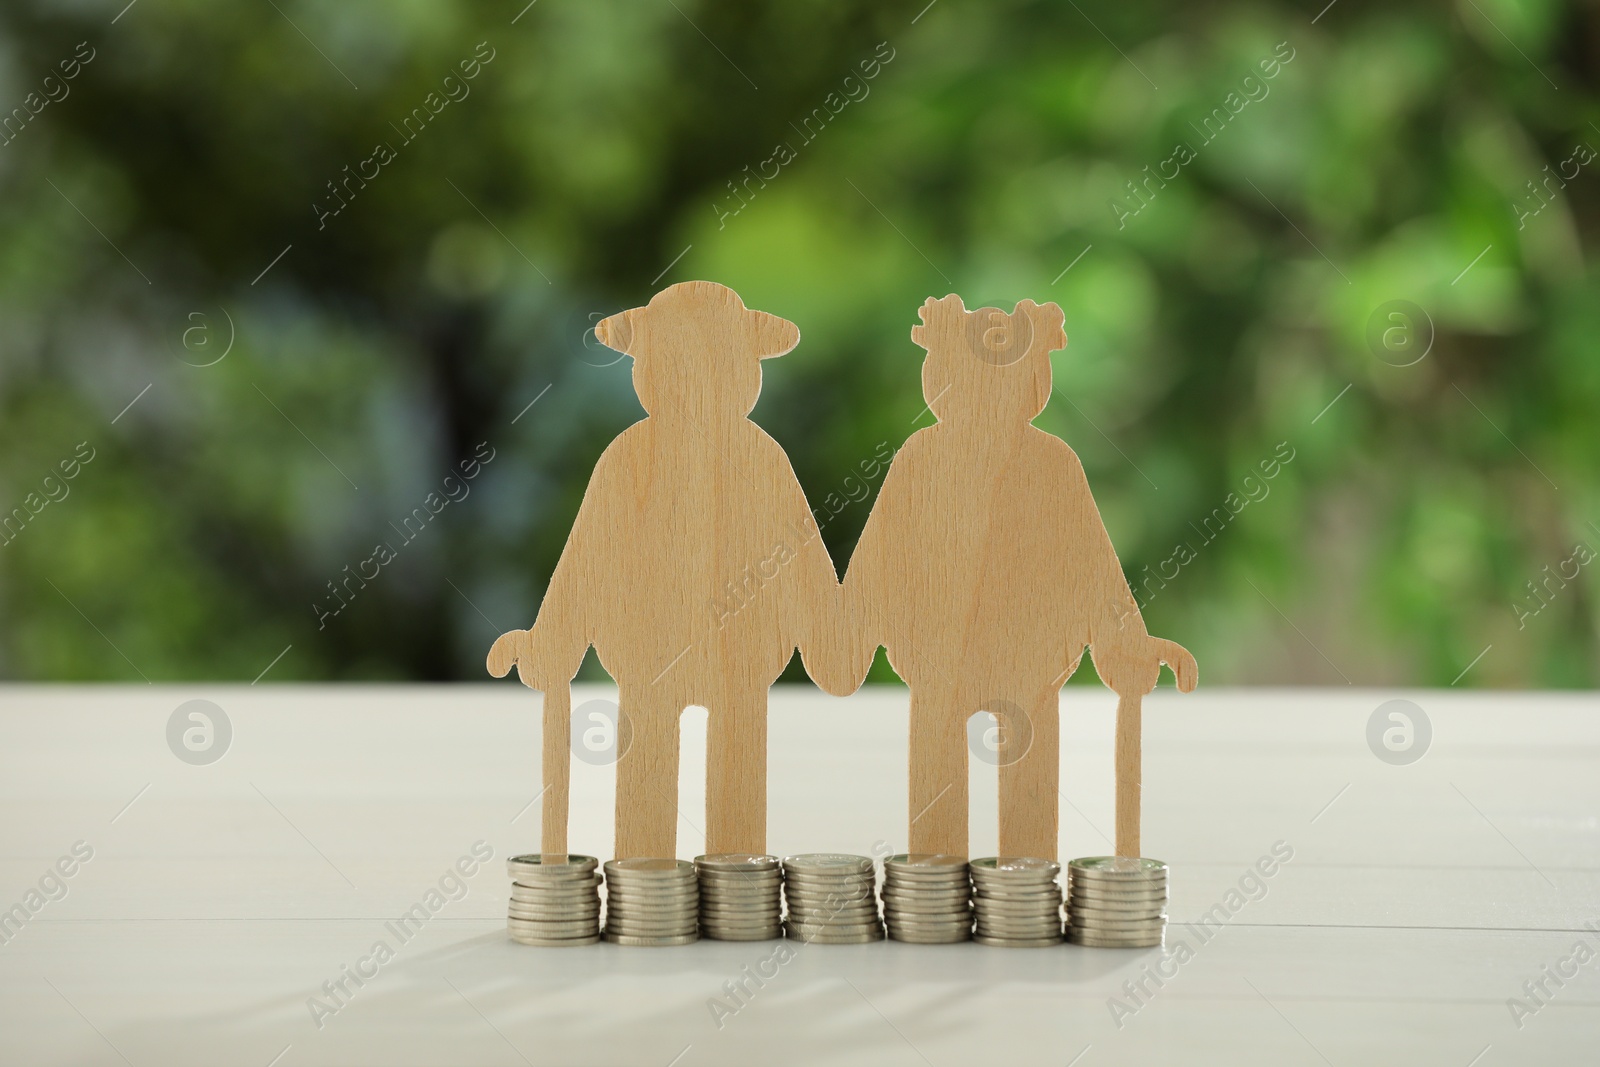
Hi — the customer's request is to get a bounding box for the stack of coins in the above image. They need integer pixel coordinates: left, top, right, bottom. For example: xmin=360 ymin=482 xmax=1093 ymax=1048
xmin=881 ymin=854 xmax=971 ymax=944
xmin=782 ymin=854 xmax=884 ymax=943
xmin=603 ymin=858 xmax=699 ymax=946
xmin=1065 ymin=857 xmax=1167 ymax=948
xmin=506 ymin=854 xmax=602 ymax=947
xmin=696 ymin=854 xmax=782 ymax=941
xmin=970 ymin=857 xmax=1063 ymax=947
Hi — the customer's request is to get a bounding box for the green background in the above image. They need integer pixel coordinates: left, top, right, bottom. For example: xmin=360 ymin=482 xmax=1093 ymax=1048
xmin=0 ymin=0 xmax=1594 ymax=686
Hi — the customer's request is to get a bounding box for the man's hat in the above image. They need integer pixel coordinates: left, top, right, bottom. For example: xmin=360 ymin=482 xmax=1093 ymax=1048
xmin=595 ymin=281 xmax=799 ymax=362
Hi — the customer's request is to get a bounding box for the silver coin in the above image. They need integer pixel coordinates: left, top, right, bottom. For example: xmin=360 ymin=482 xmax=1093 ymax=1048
xmin=510 ymin=879 xmax=602 ymax=896
xmin=1068 ymin=885 xmax=1167 ymax=901
xmin=1068 ymin=904 xmax=1165 ymax=921
xmin=781 ymin=879 xmax=875 ymax=894
xmin=970 ymin=856 xmax=1061 ymax=875
xmin=784 ymin=908 xmax=883 ymax=921
xmin=1068 ymin=889 xmax=1171 ymax=908
xmin=1067 ymin=931 xmax=1163 ymax=949
xmin=703 ymin=927 xmax=784 ymax=939
xmin=508 ymin=903 xmax=600 ymax=919
xmin=507 ymin=918 xmax=602 ymax=937
xmin=782 ymin=883 xmax=876 ymax=896
xmin=605 ymin=895 xmax=699 ymax=908
xmin=884 ymin=867 xmax=970 ymax=880
xmin=784 ymin=895 xmax=876 ymax=908
xmin=603 ymin=913 xmax=697 ymax=929
xmin=606 ymin=857 xmax=696 ymax=875
xmin=786 ymin=917 xmax=883 ymax=933
xmin=1066 ymin=867 xmax=1169 ymax=882
xmin=604 ymin=891 xmax=699 ymax=905
xmin=508 ymin=853 xmax=599 ymax=876
xmin=604 ymin=931 xmax=699 ymax=946
xmin=695 ymin=853 xmax=780 ymax=871
xmin=606 ymin=912 xmax=699 ymax=924
xmin=702 ymin=895 xmax=782 ymax=906
xmin=976 ymin=908 xmax=1061 ymax=923
xmin=509 ymin=932 xmax=601 ymax=947
xmin=603 ymin=923 xmax=698 ymax=938
xmin=698 ymin=873 xmax=783 ymax=886
xmin=882 ymin=885 xmax=970 ymax=899
xmin=603 ymin=907 xmax=697 ymax=920
xmin=788 ymin=904 xmax=879 ymax=916
xmin=605 ymin=883 xmax=695 ymax=894
xmin=887 ymin=922 xmax=973 ymax=936
xmin=606 ymin=910 xmax=699 ymax=923
xmin=510 ymin=882 xmax=602 ymax=896
xmin=783 ymin=853 xmax=873 ymax=873
xmin=703 ymin=928 xmax=783 ymax=941
xmin=1069 ymin=856 xmax=1167 ymax=878
xmin=976 ymin=921 xmax=1063 ymax=937
xmin=786 ymin=929 xmax=885 ymax=944
xmin=973 ymin=933 xmax=1062 ymax=948
xmin=885 ymin=853 xmax=967 ymax=869
xmin=976 ymin=914 xmax=1060 ymax=928
xmin=975 ymin=917 xmax=1062 ymax=932
xmin=883 ymin=902 xmax=970 ymax=915
xmin=510 ymin=893 xmax=601 ymax=907
xmin=884 ymin=908 xmax=972 ymax=922
xmin=505 ymin=902 xmax=601 ymax=921
xmin=890 ymin=930 xmax=971 ymax=944
xmin=701 ymin=913 xmax=783 ymax=924
xmin=974 ymin=884 xmax=1062 ymax=897
xmin=1069 ymin=916 xmax=1166 ymax=933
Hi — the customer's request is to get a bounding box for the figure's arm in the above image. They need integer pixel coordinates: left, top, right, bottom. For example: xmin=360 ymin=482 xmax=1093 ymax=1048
xmin=1057 ymin=451 xmax=1197 ymax=696
xmin=488 ymin=453 xmax=612 ymax=690
xmin=785 ymin=496 xmax=860 ymax=697
xmin=835 ymin=449 xmax=909 ymax=690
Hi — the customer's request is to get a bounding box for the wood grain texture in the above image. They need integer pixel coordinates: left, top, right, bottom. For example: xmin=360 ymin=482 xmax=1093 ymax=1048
xmin=488 ymin=281 xmax=854 ymax=860
xmin=834 ymin=295 xmax=1198 ymax=860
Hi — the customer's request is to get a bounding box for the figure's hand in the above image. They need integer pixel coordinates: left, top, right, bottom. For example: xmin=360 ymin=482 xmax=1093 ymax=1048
xmin=801 ymin=636 xmax=876 ymax=697
xmin=487 ymin=628 xmax=571 ymax=692
xmin=1091 ymin=635 xmax=1198 ymax=697
xmin=1151 ymin=637 xmax=1198 ymax=692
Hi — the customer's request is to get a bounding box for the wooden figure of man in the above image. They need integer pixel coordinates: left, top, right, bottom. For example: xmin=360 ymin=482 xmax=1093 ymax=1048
xmin=839 ymin=295 xmax=1197 ymax=860
xmin=488 ymin=281 xmax=852 ymax=860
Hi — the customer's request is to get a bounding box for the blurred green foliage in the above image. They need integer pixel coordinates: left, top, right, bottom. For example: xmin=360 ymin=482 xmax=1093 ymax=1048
xmin=0 ymin=0 xmax=1595 ymax=686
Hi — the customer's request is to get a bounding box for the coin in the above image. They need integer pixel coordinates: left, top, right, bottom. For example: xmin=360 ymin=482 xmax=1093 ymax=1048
xmin=971 ymin=856 xmax=1060 ymax=876
xmin=1068 ymin=887 xmax=1167 ymax=904
xmin=508 ymin=854 xmax=599 ymax=876
xmin=509 ymin=933 xmax=601 ymax=947
xmin=696 ymin=853 xmax=781 ymax=871
xmin=704 ymin=928 xmax=783 ymax=941
xmin=786 ymin=928 xmax=885 ymax=944
xmin=783 ymin=853 xmax=873 ymax=873
xmin=505 ymin=908 xmax=601 ymax=921
xmin=1069 ymin=856 xmax=1167 ymax=877
xmin=603 ymin=931 xmax=699 ymax=946
xmin=507 ymin=917 xmax=601 ymax=936
xmin=1068 ymin=903 xmax=1165 ymax=920
xmin=1067 ymin=930 xmax=1163 ymax=948
xmin=972 ymin=934 xmax=1061 ymax=948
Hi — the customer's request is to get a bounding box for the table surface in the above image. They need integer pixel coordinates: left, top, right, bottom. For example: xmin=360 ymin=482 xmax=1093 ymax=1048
xmin=1 ymin=684 xmax=1596 ymax=1066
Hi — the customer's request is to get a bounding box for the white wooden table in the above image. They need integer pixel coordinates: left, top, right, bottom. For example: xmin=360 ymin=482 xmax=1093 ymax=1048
xmin=1 ymin=685 xmax=1595 ymax=1065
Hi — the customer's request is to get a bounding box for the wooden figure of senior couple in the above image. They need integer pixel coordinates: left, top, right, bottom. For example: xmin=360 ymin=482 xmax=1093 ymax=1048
xmin=487 ymin=281 xmax=1196 ymax=865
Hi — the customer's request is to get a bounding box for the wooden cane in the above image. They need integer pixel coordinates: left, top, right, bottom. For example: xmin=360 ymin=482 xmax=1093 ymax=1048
xmin=540 ymin=685 xmax=571 ymax=865
xmin=1114 ymin=691 xmax=1141 ymax=858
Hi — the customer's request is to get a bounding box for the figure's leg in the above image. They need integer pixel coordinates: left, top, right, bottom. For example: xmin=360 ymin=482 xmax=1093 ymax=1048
xmin=997 ymin=687 xmax=1060 ymax=860
xmin=705 ymin=683 xmax=768 ymax=855
xmin=908 ymin=686 xmax=969 ymax=857
xmin=614 ymin=685 xmax=682 ymax=859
